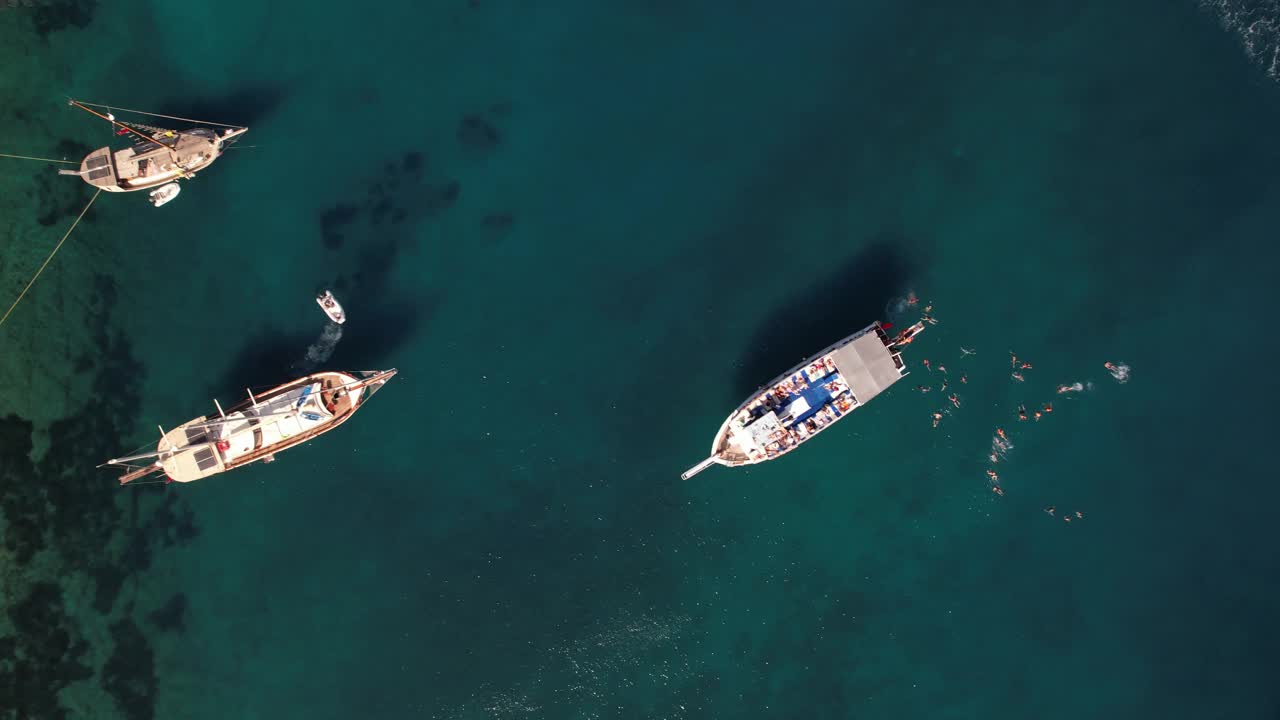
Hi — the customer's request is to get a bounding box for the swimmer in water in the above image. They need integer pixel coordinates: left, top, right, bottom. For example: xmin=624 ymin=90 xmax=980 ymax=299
xmin=1034 ymin=410 xmax=1042 ymax=421
xmin=1017 ymin=405 xmax=1028 ymax=421
xmin=1104 ymin=361 xmax=1115 ymax=370
xmin=1043 ymin=403 xmax=1053 ymax=413
xmin=924 ymin=304 xmax=933 ymax=314
xmin=1010 ymin=351 xmax=1018 ymax=368
xmin=932 ymin=411 xmax=943 ymax=428
xmin=986 ymin=469 xmax=998 ymax=481
xmin=960 ymin=347 xmax=976 ymax=357
xmin=923 ymin=359 xmax=932 ymax=371
xmin=997 ymin=428 xmax=1009 ymax=442
xmin=940 ymin=381 xmax=948 ymax=392
xmin=924 ymin=315 xmax=939 ymax=325
xmin=960 ymin=375 xmax=968 ymax=384
xmin=949 ymin=394 xmax=961 ymax=409
xmin=1064 ymin=515 xmax=1072 ymax=523
xmin=992 ymin=485 xmax=1004 ymax=497
xmin=937 ymin=365 xmax=947 ymax=375
xmin=1020 ymin=362 xmax=1032 ymax=370
xmin=1105 ymin=361 xmax=1130 ymax=382
xmin=1056 ymin=384 xmax=1079 ymax=394
xmin=1011 ymin=372 xmax=1025 ymax=382
xmin=1075 ymin=511 xmax=1083 ymax=519
xmin=1045 ymin=506 xmax=1055 ymax=516
xmin=907 ymin=292 xmax=919 ymax=306
xmin=990 ymin=453 xmax=999 ymax=463
xmin=917 ymin=385 xmax=931 ymax=393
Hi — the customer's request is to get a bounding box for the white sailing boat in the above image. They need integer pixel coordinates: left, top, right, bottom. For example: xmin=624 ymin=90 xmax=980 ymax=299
xmin=105 ymin=369 xmax=396 ymax=484
xmin=57 ymin=99 xmax=247 ymax=201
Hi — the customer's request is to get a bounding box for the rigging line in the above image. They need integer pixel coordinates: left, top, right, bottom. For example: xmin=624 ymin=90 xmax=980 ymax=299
xmin=0 ymin=188 xmax=103 ymax=330
xmin=0 ymin=152 xmax=77 ymax=164
xmin=74 ymin=100 xmax=246 ymax=129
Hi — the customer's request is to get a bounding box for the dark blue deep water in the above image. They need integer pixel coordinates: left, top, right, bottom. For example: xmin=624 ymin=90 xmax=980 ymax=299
xmin=3 ymin=1 xmax=1280 ymax=718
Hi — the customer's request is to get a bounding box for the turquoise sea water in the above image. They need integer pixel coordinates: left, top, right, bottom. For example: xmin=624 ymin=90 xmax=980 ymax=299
xmin=3 ymin=1 xmax=1280 ymax=718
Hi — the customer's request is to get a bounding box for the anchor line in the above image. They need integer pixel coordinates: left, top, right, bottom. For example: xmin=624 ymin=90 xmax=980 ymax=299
xmin=0 ymin=152 xmax=78 ymax=164
xmin=0 ymin=188 xmax=103 ymax=331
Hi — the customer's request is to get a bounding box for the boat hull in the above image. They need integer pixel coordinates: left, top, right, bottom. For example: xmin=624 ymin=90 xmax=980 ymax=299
xmin=316 ymin=291 xmax=346 ymax=324
xmin=67 ymin=127 xmax=246 ymax=193
xmin=108 ymin=369 xmax=395 ymax=484
xmin=681 ymin=321 xmax=922 ymax=479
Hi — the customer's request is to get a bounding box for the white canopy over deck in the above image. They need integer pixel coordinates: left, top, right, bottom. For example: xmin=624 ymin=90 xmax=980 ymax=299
xmin=830 ymin=332 xmax=904 ymax=404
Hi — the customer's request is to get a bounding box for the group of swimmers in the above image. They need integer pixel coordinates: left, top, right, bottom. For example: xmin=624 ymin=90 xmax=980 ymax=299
xmin=900 ymin=293 xmax=1128 ymax=523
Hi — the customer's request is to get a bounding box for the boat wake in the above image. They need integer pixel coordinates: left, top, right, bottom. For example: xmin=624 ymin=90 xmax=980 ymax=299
xmin=992 ymin=434 xmax=1014 ymax=460
xmin=884 ymin=290 xmax=918 ymax=321
xmin=1107 ymin=362 xmax=1132 ymax=384
xmin=436 ymin=610 xmax=693 ymax=719
xmin=1056 ymin=381 xmax=1095 ymax=394
xmin=295 ymin=322 xmax=343 ymax=371
xmin=1203 ymin=0 xmax=1280 ymax=79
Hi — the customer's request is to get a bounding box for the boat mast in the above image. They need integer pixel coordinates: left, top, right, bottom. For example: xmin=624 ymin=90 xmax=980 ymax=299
xmin=67 ymin=99 xmax=180 ymax=159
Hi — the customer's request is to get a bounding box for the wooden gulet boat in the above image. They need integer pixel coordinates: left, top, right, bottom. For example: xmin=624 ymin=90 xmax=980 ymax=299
xmin=105 ymin=369 xmax=397 ymax=484
xmin=680 ymin=321 xmax=924 ymax=480
xmin=57 ymin=99 xmax=247 ymax=199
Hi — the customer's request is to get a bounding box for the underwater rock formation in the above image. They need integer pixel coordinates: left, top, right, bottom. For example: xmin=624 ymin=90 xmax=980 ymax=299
xmin=321 ymin=204 xmax=359 ymax=249
xmin=102 ymin=619 xmax=155 ymax=720
xmin=0 ymin=273 xmax=199 ymax=720
xmin=481 ymin=211 xmax=515 ymax=233
xmin=317 ymin=148 xmax=459 ymax=254
xmin=0 ymin=583 xmax=93 ymax=719
xmin=146 ymin=593 xmax=187 ymax=634
xmin=457 ymin=113 xmax=500 ymax=151
xmin=0 ymin=414 xmax=44 ymax=563
xmin=30 ymin=0 xmax=97 ymax=38
xmin=32 ymin=140 xmax=96 ymax=227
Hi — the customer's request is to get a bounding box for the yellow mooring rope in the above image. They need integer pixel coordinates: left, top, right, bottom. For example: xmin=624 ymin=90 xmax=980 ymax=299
xmin=0 ymin=188 xmax=103 ymax=330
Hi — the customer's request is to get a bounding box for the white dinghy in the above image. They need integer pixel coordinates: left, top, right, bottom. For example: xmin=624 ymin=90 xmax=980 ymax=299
xmin=316 ymin=290 xmax=346 ymax=324
xmin=149 ymin=182 xmax=181 ymax=207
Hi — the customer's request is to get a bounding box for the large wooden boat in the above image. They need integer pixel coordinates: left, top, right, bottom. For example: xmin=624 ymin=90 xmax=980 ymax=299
xmin=58 ymin=99 xmax=247 ymax=198
xmin=680 ymin=321 xmax=923 ymax=480
xmin=105 ymin=369 xmax=396 ymax=484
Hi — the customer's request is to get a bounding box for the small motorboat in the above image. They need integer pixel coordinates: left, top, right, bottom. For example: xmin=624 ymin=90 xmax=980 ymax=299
xmin=316 ymin=290 xmax=346 ymax=324
xmin=149 ymin=182 xmax=181 ymax=207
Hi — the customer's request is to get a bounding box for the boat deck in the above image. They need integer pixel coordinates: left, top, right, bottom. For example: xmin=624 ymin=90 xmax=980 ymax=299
xmin=158 ymin=372 xmax=366 ymax=482
xmin=73 ymin=127 xmax=246 ymax=192
xmin=715 ymin=323 xmax=910 ymax=465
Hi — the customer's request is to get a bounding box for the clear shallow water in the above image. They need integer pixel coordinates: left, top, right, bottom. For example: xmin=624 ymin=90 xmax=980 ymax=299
xmin=2 ymin=1 xmax=1280 ymax=718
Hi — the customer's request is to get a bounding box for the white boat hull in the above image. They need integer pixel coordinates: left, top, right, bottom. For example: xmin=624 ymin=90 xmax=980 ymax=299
xmin=316 ymin=290 xmax=346 ymax=324
xmin=149 ymin=182 xmax=181 ymax=207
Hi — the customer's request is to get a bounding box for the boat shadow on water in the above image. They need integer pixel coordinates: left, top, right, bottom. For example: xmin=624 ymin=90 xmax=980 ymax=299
xmin=212 ymin=297 xmax=434 ymax=399
xmin=732 ymin=237 xmax=919 ymax=398
xmin=156 ymin=84 xmax=289 ymax=132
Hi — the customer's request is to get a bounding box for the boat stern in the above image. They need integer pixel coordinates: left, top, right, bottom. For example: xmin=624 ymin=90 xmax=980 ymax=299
xmin=59 ymin=146 xmax=125 ymax=191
